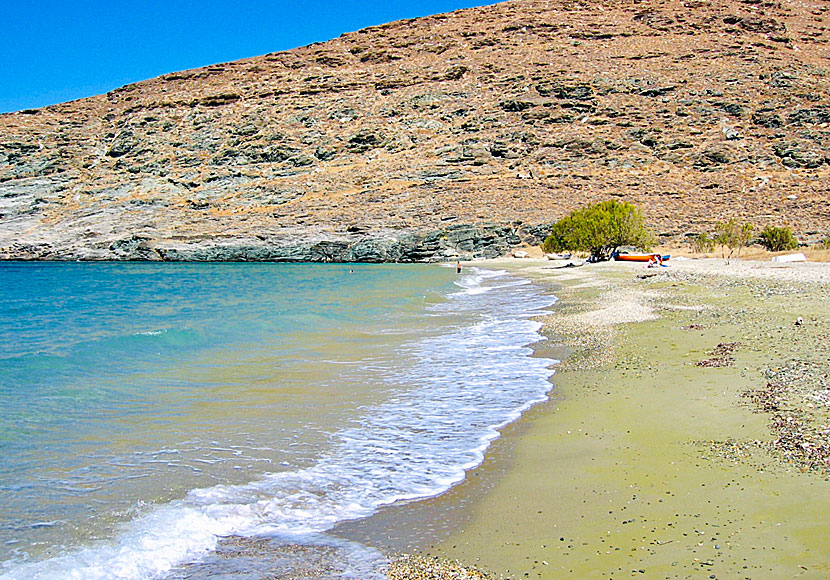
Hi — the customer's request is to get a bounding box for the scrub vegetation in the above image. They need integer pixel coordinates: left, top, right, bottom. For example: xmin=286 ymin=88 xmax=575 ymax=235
xmin=542 ymin=200 xmax=653 ymax=261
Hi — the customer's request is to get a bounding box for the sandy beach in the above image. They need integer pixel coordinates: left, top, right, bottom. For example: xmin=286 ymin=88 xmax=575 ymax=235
xmin=385 ymin=255 xmax=830 ymax=580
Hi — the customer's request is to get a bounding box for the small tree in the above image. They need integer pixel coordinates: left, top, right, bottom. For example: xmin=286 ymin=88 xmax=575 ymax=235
xmin=542 ymin=200 xmax=653 ymax=261
xmin=714 ymin=219 xmax=754 ymax=264
xmin=759 ymin=225 xmax=798 ymax=252
xmin=691 ymin=232 xmax=716 ymax=254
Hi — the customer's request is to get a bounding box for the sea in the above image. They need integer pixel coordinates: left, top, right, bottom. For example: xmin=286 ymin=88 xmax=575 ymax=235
xmin=0 ymin=262 xmax=556 ymax=579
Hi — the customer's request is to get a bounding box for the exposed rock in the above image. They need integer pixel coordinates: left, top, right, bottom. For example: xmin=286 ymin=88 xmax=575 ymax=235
xmin=638 ymin=86 xmax=675 ymax=97
xmin=105 ymin=131 xmax=138 ymax=157
xmin=788 ymin=107 xmax=830 ymax=126
xmin=348 ymin=130 xmax=384 ymax=152
xmin=723 ymin=15 xmax=787 ymax=34
xmin=773 ymin=141 xmax=827 ymax=169
xmin=443 ymin=65 xmax=468 ymax=80
xmin=700 ymin=149 xmax=731 ymax=167
xmin=314 ymin=147 xmax=336 ymax=161
xmin=752 ymin=111 xmax=783 ymax=129
xmin=109 ymin=235 xmax=157 ymax=260
xmin=722 ymin=126 xmax=742 ymax=141
xmin=500 ymin=100 xmax=535 ymax=112
xmin=489 ymin=141 xmax=517 ymax=158
xmin=538 ymin=82 xmax=594 ymax=101
xmin=86 ymin=223 xmax=544 ymax=263
xmin=194 ymin=93 xmax=241 ymax=107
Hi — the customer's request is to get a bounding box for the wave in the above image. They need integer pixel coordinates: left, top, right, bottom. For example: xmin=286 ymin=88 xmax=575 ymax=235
xmin=134 ymin=329 xmax=168 ymax=337
xmin=0 ymin=268 xmax=557 ymax=580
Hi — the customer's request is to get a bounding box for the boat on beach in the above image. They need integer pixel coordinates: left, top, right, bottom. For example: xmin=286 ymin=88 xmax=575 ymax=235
xmin=613 ymin=252 xmax=671 ymax=263
xmin=545 ymin=252 xmax=572 ymax=260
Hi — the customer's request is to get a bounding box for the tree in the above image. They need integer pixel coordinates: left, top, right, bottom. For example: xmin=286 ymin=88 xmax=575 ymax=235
xmin=759 ymin=225 xmax=798 ymax=252
xmin=714 ymin=219 xmax=754 ymax=263
xmin=542 ymin=200 xmax=654 ymax=261
xmin=691 ymin=232 xmax=716 ymax=254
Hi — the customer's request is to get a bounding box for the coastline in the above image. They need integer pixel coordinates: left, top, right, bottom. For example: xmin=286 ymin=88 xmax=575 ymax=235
xmin=386 ymin=256 xmax=830 ymax=579
xmin=5 ymin=258 xmax=828 ymax=578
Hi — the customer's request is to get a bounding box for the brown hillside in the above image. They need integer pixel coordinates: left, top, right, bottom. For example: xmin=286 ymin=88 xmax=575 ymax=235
xmin=0 ymin=0 xmax=828 ymax=260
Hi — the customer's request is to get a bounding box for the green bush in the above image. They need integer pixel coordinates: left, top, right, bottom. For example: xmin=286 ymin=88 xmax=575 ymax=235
xmin=759 ymin=225 xmax=799 ymax=252
xmin=691 ymin=232 xmax=715 ymax=253
xmin=542 ymin=200 xmax=653 ymax=261
xmin=714 ymin=219 xmax=754 ymax=263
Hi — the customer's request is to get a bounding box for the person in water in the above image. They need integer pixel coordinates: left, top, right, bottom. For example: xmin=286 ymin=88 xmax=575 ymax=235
xmin=456 ymin=261 xmax=461 ymax=274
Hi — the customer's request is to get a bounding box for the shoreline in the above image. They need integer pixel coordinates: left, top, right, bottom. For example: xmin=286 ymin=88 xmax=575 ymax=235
xmin=383 ymin=256 xmax=830 ymax=579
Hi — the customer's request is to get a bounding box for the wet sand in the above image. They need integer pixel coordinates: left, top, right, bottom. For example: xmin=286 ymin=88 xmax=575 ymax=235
xmin=394 ymin=257 xmax=830 ymax=580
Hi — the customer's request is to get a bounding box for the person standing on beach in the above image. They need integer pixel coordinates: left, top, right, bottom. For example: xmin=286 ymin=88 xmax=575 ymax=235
xmin=456 ymin=261 xmax=461 ymax=274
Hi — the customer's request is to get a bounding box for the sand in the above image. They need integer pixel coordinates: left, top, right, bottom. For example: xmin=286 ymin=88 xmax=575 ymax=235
xmin=403 ymin=256 xmax=830 ymax=580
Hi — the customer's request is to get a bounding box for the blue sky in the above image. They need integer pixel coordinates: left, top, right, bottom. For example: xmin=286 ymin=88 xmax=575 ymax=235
xmin=1 ymin=0 xmax=491 ymax=114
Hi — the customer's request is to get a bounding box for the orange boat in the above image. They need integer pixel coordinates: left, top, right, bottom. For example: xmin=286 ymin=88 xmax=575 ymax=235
xmin=613 ymin=253 xmax=670 ymax=263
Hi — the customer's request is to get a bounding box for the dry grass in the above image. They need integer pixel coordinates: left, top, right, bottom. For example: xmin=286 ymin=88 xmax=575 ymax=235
xmin=656 ymin=245 xmax=830 ymax=263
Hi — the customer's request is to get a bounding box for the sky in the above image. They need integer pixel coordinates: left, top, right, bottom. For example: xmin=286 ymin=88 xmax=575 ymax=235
xmin=1 ymin=0 xmax=492 ymax=114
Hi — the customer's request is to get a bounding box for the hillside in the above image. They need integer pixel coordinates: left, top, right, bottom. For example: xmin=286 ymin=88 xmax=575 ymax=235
xmin=0 ymin=0 xmax=828 ymax=261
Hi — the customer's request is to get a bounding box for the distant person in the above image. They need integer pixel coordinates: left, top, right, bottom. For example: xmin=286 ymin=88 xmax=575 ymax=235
xmin=456 ymin=261 xmax=461 ymax=274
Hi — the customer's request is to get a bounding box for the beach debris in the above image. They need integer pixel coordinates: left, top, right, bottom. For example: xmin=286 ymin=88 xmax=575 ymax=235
xmin=696 ymin=342 xmax=741 ymax=367
xmin=389 ymin=554 xmax=501 ymax=580
xmin=742 ymin=360 xmax=830 ymax=474
xmin=698 ymin=438 xmax=764 ymax=467
xmin=742 ymin=381 xmax=788 ymax=413
xmin=795 ymin=316 xmax=803 ymax=326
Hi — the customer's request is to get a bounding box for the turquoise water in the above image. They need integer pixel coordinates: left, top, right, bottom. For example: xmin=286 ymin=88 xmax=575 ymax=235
xmin=0 ymin=262 xmax=555 ymax=579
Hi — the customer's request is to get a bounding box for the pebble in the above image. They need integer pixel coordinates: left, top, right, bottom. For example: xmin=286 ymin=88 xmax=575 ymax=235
xmin=389 ymin=554 xmax=500 ymax=580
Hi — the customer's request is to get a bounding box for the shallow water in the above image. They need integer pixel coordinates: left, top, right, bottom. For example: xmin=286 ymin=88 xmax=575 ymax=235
xmin=0 ymin=262 xmax=556 ymax=579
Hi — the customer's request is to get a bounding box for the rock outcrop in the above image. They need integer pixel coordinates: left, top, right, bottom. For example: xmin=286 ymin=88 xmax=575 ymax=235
xmin=1 ymin=0 xmax=828 ymax=260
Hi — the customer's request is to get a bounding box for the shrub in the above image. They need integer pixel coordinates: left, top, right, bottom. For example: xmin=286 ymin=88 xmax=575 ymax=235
xmin=691 ymin=232 xmax=716 ymax=253
xmin=542 ymin=200 xmax=653 ymax=261
xmin=759 ymin=225 xmax=799 ymax=252
xmin=714 ymin=219 xmax=754 ymax=263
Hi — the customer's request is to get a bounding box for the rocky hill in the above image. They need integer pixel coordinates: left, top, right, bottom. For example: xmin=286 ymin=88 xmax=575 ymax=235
xmin=1 ymin=0 xmax=828 ymax=261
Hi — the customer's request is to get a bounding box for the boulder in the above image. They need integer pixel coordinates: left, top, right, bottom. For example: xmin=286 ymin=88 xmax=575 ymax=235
xmin=774 ymin=141 xmax=826 ymax=168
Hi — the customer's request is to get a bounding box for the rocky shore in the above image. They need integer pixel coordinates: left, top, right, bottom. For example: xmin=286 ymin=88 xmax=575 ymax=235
xmin=1 ymin=222 xmax=549 ymax=262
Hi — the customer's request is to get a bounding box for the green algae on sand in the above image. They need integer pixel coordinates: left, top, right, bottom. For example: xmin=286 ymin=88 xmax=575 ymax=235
xmin=424 ymin=258 xmax=830 ymax=580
